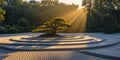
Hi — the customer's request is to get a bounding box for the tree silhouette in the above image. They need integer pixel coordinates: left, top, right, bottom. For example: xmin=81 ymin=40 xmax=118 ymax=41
xmin=38 ymin=17 xmax=71 ymax=36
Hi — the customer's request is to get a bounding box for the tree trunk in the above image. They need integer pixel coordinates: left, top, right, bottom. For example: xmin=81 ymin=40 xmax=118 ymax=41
xmin=52 ymin=29 xmax=57 ymax=36
xmin=51 ymin=27 xmax=57 ymax=36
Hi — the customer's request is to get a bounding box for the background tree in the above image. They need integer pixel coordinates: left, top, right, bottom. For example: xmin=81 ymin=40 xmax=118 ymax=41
xmin=0 ymin=0 xmax=5 ymax=26
xmin=1 ymin=0 xmax=78 ymax=26
xmin=18 ymin=18 xmax=29 ymax=27
xmin=0 ymin=0 xmax=78 ymax=34
xmin=3 ymin=0 xmax=23 ymax=25
xmin=83 ymin=0 xmax=120 ymax=33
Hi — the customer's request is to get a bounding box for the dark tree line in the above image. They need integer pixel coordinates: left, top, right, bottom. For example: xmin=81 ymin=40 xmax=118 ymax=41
xmin=1 ymin=0 xmax=119 ymax=34
xmin=0 ymin=0 xmax=78 ymax=34
xmin=84 ymin=0 xmax=120 ymax=33
xmin=2 ymin=0 xmax=78 ymax=26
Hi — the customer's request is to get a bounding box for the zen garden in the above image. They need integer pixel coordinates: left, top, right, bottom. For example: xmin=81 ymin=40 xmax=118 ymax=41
xmin=0 ymin=0 xmax=120 ymax=60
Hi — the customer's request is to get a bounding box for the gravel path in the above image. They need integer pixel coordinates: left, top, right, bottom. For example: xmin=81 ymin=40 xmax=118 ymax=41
xmin=3 ymin=51 xmax=108 ymax=60
xmin=0 ymin=33 xmax=120 ymax=60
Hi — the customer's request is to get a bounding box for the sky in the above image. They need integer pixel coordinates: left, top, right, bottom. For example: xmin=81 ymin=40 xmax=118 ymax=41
xmin=24 ymin=0 xmax=83 ymax=8
xmin=59 ymin=0 xmax=83 ymax=8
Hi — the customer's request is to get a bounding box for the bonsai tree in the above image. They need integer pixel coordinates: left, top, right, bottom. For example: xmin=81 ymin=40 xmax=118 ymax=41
xmin=34 ymin=17 xmax=71 ymax=37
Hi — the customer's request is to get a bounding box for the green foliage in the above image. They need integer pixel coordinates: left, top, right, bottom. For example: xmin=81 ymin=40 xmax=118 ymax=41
xmin=0 ymin=26 xmax=21 ymax=34
xmin=15 ymin=25 xmax=35 ymax=32
xmin=0 ymin=0 xmax=5 ymax=4
xmin=18 ymin=18 xmax=29 ymax=27
xmin=27 ymin=26 xmax=36 ymax=31
xmin=0 ymin=25 xmax=36 ymax=34
xmin=0 ymin=0 xmax=78 ymax=34
xmin=25 ymin=26 xmax=36 ymax=32
xmin=2 ymin=0 xmax=24 ymax=25
xmin=43 ymin=17 xmax=71 ymax=28
xmin=101 ymin=15 xmax=117 ymax=34
xmin=2 ymin=0 xmax=78 ymax=26
xmin=0 ymin=0 xmax=5 ymax=26
xmin=0 ymin=26 xmax=7 ymax=34
xmin=4 ymin=25 xmax=11 ymax=29
xmin=1 ymin=0 xmax=119 ymax=34
xmin=85 ymin=0 xmax=120 ymax=34
xmin=33 ymin=17 xmax=71 ymax=36
xmin=7 ymin=27 xmax=19 ymax=33
xmin=14 ymin=25 xmax=24 ymax=33
xmin=0 ymin=8 xmax=6 ymax=17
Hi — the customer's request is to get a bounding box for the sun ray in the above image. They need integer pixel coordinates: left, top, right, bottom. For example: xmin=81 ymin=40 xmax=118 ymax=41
xmin=66 ymin=11 xmax=84 ymax=32
xmin=60 ymin=8 xmax=87 ymax=33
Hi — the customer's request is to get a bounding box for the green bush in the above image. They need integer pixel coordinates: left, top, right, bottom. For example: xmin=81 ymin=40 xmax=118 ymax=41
xmin=0 ymin=26 xmax=7 ymax=34
xmin=14 ymin=25 xmax=24 ymax=33
xmin=7 ymin=27 xmax=19 ymax=33
xmin=18 ymin=18 xmax=29 ymax=27
xmin=103 ymin=29 xmax=113 ymax=34
xmin=0 ymin=25 xmax=35 ymax=34
xmin=103 ymin=25 xmax=117 ymax=34
xmin=4 ymin=25 xmax=11 ymax=29
xmin=27 ymin=26 xmax=36 ymax=32
xmin=21 ymin=26 xmax=35 ymax=32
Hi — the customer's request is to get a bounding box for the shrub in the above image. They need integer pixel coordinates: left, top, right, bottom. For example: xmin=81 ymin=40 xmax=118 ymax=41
xmin=18 ymin=18 xmax=29 ymax=27
xmin=7 ymin=27 xmax=19 ymax=33
xmin=0 ymin=26 xmax=7 ymax=34
xmin=103 ymin=24 xmax=117 ymax=34
xmin=4 ymin=25 xmax=11 ymax=29
xmin=14 ymin=25 xmax=24 ymax=33
xmin=28 ymin=26 xmax=36 ymax=32
xmin=103 ymin=29 xmax=114 ymax=34
xmin=114 ymin=24 xmax=120 ymax=32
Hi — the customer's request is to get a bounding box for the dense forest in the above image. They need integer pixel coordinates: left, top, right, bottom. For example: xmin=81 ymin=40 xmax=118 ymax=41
xmin=0 ymin=0 xmax=78 ymax=33
xmin=0 ymin=0 xmax=120 ymax=34
xmin=84 ymin=0 xmax=120 ymax=33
